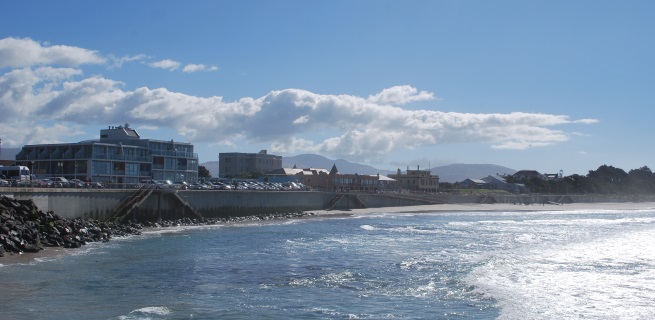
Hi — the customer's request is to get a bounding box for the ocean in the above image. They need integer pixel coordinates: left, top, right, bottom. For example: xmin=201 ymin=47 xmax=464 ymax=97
xmin=1 ymin=206 xmax=654 ymax=319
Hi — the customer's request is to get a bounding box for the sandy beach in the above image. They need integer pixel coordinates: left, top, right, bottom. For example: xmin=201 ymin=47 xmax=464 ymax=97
xmin=314 ymin=201 xmax=655 ymax=216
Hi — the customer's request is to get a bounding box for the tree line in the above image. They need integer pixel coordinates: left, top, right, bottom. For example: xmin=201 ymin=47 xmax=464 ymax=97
xmin=507 ymin=165 xmax=655 ymax=194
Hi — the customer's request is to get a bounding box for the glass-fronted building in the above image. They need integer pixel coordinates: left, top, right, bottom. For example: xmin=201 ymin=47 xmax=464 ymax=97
xmin=15 ymin=125 xmax=198 ymax=184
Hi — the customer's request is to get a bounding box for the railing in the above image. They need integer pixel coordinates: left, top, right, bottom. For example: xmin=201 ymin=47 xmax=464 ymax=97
xmin=90 ymin=154 xmax=152 ymax=162
xmin=150 ymin=150 xmax=198 ymax=158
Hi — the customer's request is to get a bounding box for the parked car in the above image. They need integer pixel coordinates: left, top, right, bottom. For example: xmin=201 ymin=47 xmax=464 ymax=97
xmin=89 ymin=182 xmax=104 ymax=188
xmin=211 ymin=181 xmax=233 ymax=190
xmin=69 ymin=179 xmax=86 ymax=188
xmin=189 ymin=182 xmax=209 ymax=190
xmin=140 ymin=179 xmax=169 ymax=189
xmin=173 ymin=181 xmax=188 ymax=190
xmin=49 ymin=177 xmax=70 ymax=188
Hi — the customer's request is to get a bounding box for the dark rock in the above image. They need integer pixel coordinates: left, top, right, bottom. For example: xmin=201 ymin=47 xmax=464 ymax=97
xmin=0 ymin=194 xmax=321 ymax=258
xmin=0 ymin=195 xmax=147 ymax=257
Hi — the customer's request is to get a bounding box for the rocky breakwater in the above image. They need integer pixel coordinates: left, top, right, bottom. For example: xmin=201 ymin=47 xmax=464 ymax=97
xmin=0 ymin=195 xmax=143 ymax=257
xmin=142 ymin=211 xmax=319 ymax=227
xmin=0 ymin=194 xmax=324 ymax=258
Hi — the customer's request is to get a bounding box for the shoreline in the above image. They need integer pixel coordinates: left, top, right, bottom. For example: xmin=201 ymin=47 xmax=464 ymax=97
xmin=312 ymin=201 xmax=655 ymax=216
xmin=3 ymin=201 xmax=655 ymax=267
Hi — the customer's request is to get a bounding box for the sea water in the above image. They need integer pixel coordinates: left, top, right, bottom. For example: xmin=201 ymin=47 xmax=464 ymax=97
xmin=1 ymin=207 xmax=654 ymax=319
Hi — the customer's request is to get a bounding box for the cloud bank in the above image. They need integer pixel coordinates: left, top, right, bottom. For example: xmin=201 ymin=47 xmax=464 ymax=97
xmin=0 ymin=37 xmax=598 ymax=162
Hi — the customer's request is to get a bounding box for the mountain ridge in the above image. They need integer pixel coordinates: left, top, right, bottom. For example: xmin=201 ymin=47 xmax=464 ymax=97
xmin=283 ymin=154 xmax=383 ymax=175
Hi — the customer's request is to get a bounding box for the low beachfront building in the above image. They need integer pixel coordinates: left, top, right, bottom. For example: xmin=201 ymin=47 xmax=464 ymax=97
xmin=15 ymin=124 xmax=198 ymax=185
xmin=512 ymin=170 xmax=545 ymax=181
xmin=265 ymin=166 xmax=328 ymax=183
xmin=219 ymin=150 xmax=282 ymax=178
xmin=460 ymin=178 xmax=489 ymax=189
xmin=481 ymin=174 xmax=527 ymax=193
xmin=387 ymin=166 xmax=439 ymax=193
xmin=268 ymin=164 xmax=397 ymax=192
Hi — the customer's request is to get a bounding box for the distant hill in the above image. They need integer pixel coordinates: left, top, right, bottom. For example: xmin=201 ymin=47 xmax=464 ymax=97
xmin=200 ymin=161 xmax=220 ymax=177
xmin=431 ymin=163 xmax=517 ymax=183
xmin=283 ymin=154 xmax=384 ymax=175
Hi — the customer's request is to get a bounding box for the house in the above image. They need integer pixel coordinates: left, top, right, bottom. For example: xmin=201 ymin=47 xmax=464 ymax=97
xmin=513 ymin=170 xmax=545 ymax=181
xmin=387 ymin=166 xmax=439 ymax=192
xmin=266 ymin=166 xmax=328 ymax=183
xmin=481 ymin=174 xmax=527 ymax=193
xmin=459 ymin=178 xmax=488 ymax=189
xmin=544 ymin=170 xmax=564 ymax=181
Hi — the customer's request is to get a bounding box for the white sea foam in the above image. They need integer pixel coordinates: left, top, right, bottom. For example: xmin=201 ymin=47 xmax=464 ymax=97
xmin=131 ymin=306 xmax=172 ymax=315
xmin=399 ymin=255 xmax=445 ymax=270
xmin=360 ymin=224 xmax=446 ymax=235
xmin=359 ymin=224 xmax=378 ymax=231
xmin=118 ymin=306 xmax=172 ymax=320
xmin=406 ymin=280 xmax=439 ymax=297
xmin=466 ymin=217 xmax=655 ymax=319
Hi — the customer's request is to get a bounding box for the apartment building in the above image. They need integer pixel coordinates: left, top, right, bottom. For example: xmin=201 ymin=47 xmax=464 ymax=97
xmin=15 ymin=124 xmax=198 ymax=184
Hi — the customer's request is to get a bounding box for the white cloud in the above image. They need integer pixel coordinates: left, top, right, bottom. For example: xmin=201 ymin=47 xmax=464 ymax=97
xmin=293 ymin=115 xmax=310 ymax=124
xmin=137 ymin=125 xmax=160 ymax=131
xmin=0 ymin=37 xmax=105 ymax=68
xmin=108 ymin=54 xmax=148 ymax=68
xmin=367 ymin=85 xmax=437 ymax=105
xmin=0 ymin=121 xmax=85 ymax=146
xmin=148 ymin=59 xmax=181 ymax=71
xmin=0 ymin=37 xmax=218 ymax=74
xmin=182 ymin=63 xmax=219 ymax=73
xmin=0 ymin=38 xmax=599 ymax=163
xmin=573 ymin=118 xmax=599 ymax=124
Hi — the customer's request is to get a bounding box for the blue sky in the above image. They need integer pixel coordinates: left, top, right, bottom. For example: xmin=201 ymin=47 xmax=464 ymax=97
xmin=1 ymin=0 xmax=653 ymax=175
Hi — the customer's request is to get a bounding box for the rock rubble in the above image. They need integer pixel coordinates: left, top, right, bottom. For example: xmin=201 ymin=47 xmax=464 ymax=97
xmin=0 ymin=196 xmax=143 ymax=257
xmin=0 ymin=195 xmax=318 ymax=257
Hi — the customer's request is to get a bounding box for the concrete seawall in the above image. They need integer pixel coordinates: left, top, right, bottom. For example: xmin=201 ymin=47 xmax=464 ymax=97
xmin=0 ymin=189 xmax=128 ymax=220
xmin=1 ymin=188 xmax=653 ymax=222
xmin=0 ymin=189 xmax=341 ymax=221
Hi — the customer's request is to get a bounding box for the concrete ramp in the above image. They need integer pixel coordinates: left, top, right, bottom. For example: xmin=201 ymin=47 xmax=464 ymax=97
xmin=106 ymin=186 xmax=153 ymax=223
xmin=170 ymin=192 xmax=202 ymax=220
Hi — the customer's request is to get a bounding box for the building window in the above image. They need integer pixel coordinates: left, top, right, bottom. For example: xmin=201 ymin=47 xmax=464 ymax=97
xmin=93 ymin=161 xmax=111 ymax=175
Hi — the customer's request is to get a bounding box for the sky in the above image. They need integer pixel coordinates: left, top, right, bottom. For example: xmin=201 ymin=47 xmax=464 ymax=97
xmin=1 ymin=0 xmax=653 ymax=176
